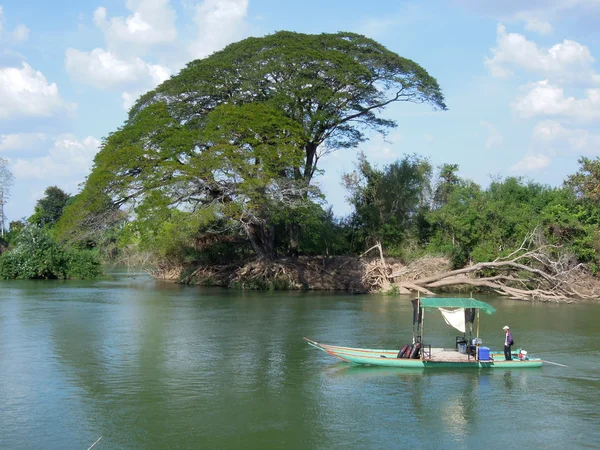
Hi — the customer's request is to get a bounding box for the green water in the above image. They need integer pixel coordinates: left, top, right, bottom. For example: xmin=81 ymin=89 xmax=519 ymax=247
xmin=0 ymin=271 xmax=599 ymax=449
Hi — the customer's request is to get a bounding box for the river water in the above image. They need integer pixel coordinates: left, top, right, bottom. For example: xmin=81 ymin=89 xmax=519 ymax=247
xmin=0 ymin=271 xmax=599 ymax=449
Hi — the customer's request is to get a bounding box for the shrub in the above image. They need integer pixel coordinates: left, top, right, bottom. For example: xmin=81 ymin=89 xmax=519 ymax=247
xmin=0 ymin=225 xmax=102 ymax=280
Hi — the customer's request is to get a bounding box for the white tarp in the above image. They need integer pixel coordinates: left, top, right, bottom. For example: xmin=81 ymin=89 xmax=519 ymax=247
xmin=439 ymin=307 xmax=466 ymax=333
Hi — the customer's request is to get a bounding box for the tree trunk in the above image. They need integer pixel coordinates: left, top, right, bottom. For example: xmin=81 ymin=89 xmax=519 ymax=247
xmin=244 ymin=220 xmax=276 ymax=260
xmin=303 ymin=142 xmax=317 ymax=184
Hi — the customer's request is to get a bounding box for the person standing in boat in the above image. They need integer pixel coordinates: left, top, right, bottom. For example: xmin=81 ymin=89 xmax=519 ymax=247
xmin=503 ymin=326 xmax=514 ymax=361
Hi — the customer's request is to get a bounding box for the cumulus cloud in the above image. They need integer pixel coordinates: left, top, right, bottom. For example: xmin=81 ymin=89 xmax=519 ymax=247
xmin=12 ymin=135 xmax=100 ymax=181
xmin=65 ymin=47 xmax=170 ymax=90
xmin=485 ymin=24 xmax=600 ymax=84
xmin=0 ymin=63 xmax=74 ymax=120
xmin=190 ymin=0 xmax=250 ymax=59
xmin=513 ymin=80 xmax=600 ymax=121
xmin=510 ymin=153 xmax=551 ymax=171
xmin=65 ymin=0 xmax=252 ymax=109
xmin=93 ymin=0 xmax=177 ymax=52
xmin=480 ymin=121 xmax=503 ymax=150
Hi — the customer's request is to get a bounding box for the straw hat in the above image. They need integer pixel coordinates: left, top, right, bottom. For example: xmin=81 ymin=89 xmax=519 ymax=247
xmin=502 ymin=325 xmax=510 ymax=330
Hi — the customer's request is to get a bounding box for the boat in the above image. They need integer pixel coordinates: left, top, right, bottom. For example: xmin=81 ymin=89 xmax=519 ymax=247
xmin=305 ymin=297 xmax=543 ymax=368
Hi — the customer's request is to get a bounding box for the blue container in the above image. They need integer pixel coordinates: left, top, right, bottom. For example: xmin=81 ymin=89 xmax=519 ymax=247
xmin=478 ymin=346 xmax=490 ymax=361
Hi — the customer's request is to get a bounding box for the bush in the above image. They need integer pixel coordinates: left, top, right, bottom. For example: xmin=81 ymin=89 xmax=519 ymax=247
xmin=0 ymin=225 xmax=102 ymax=280
xmin=65 ymin=249 xmax=103 ymax=279
xmin=450 ymin=246 xmax=468 ymax=270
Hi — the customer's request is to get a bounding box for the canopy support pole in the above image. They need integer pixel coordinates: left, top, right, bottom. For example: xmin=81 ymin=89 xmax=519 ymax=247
xmin=420 ymin=297 xmax=425 ymax=360
xmin=476 ymin=309 xmax=480 ymax=359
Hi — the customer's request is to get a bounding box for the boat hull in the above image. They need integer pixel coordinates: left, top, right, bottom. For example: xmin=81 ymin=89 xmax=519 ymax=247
xmin=304 ymin=338 xmax=543 ymax=368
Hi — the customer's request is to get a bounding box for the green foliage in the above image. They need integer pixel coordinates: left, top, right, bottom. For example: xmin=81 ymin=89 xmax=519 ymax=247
xmin=29 ymin=186 xmax=71 ymax=228
xmin=0 ymin=225 xmax=102 ymax=280
xmin=339 ymin=155 xmax=600 ymax=274
xmin=64 ymin=248 xmax=103 ymax=279
xmin=345 ymin=152 xmax=432 ymax=252
xmin=433 ymin=163 xmax=460 ymax=208
xmin=5 ymin=220 xmax=25 ymax=246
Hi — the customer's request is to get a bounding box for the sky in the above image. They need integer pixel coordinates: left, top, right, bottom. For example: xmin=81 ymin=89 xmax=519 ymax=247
xmin=1 ymin=0 xmax=600 ymax=224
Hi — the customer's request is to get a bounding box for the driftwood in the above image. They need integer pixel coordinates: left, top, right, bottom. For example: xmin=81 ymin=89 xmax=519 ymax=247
xmin=362 ymin=230 xmax=598 ymax=302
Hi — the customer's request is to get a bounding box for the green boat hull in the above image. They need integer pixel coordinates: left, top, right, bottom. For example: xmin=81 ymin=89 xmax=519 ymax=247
xmin=304 ymin=338 xmax=543 ymax=369
xmin=332 ymin=351 xmax=542 ymax=368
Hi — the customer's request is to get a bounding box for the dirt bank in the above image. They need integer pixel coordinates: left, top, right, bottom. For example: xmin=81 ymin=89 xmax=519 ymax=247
xmin=148 ymin=255 xmax=449 ymax=294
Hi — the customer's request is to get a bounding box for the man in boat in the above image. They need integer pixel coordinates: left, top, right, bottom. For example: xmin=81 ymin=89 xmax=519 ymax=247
xmin=503 ymin=326 xmax=514 ymax=361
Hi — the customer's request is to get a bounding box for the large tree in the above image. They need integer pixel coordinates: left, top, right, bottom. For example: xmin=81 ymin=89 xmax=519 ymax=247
xmin=63 ymin=31 xmax=446 ymax=259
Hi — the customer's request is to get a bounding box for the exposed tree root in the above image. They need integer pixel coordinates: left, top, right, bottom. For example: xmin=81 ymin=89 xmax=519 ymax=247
xmin=362 ymin=230 xmax=598 ymax=302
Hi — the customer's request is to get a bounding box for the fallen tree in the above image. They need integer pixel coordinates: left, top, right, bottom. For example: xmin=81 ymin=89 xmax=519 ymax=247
xmin=363 ymin=230 xmax=599 ymax=302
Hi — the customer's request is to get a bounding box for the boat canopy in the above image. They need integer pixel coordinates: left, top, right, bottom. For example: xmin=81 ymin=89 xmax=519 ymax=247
xmin=419 ymin=298 xmax=496 ymax=315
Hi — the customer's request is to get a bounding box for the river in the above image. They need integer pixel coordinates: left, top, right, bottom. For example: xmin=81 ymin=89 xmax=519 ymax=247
xmin=0 ymin=271 xmax=599 ymax=449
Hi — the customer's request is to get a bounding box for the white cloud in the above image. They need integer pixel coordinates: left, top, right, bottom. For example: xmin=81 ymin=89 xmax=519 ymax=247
xmin=66 ymin=0 xmax=251 ymax=110
xmin=510 ymin=153 xmax=551 ymax=171
xmin=511 ymin=119 xmax=600 ymax=175
xmin=12 ymin=135 xmax=100 ymax=181
xmin=0 ymin=63 xmax=74 ymax=120
xmin=65 ymin=47 xmax=170 ymax=91
xmin=513 ymin=80 xmax=600 ymax=121
xmin=0 ymin=133 xmax=48 ymax=153
xmin=485 ymin=24 xmax=600 ymax=84
xmin=190 ymin=0 xmax=250 ymax=59
xmin=11 ymin=24 xmax=29 ymax=42
xmin=532 ymin=120 xmax=600 ymax=155
xmin=93 ymin=0 xmax=177 ymax=52
xmin=480 ymin=121 xmax=503 ymax=149
xmin=524 ymin=19 xmax=552 ymax=35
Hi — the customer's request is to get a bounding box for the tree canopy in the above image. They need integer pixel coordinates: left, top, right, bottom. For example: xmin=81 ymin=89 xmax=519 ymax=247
xmin=29 ymin=186 xmax=71 ymax=228
xmin=59 ymin=31 xmax=446 ymax=259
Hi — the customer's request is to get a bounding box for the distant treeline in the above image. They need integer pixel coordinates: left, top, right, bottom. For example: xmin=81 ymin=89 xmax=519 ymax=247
xmin=2 ymin=155 xmax=599 ymax=280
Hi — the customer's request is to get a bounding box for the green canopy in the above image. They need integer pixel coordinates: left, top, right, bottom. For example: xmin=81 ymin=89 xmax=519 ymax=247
xmin=419 ymin=298 xmax=496 ymax=315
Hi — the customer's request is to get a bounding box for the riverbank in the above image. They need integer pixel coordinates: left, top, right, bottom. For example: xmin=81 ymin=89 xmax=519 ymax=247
xmin=148 ymin=255 xmax=453 ymax=293
xmin=148 ymin=255 xmax=600 ymax=301
xmin=150 ymin=256 xmax=396 ymax=293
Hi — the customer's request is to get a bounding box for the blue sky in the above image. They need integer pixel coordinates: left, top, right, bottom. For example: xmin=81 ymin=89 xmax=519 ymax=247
xmin=1 ymin=0 xmax=600 ymax=224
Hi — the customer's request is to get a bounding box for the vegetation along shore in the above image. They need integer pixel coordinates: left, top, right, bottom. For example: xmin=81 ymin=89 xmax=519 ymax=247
xmin=1 ymin=31 xmax=599 ymax=302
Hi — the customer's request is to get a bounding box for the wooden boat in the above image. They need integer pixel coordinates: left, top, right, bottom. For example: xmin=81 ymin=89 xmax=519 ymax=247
xmin=305 ymin=297 xmax=543 ymax=369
